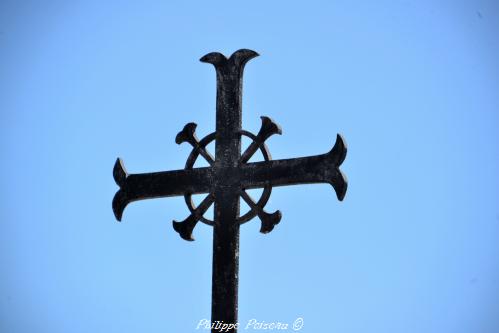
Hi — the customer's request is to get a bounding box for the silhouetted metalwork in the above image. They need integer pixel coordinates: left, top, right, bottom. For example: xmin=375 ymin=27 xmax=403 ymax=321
xmin=112 ymin=49 xmax=347 ymax=333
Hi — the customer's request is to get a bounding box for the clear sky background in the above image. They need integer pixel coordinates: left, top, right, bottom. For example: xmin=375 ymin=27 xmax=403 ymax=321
xmin=1 ymin=1 xmax=498 ymax=332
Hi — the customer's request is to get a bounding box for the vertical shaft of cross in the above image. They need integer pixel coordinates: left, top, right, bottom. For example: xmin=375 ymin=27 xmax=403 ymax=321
xmin=201 ymin=50 xmax=258 ymax=333
xmin=212 ymin=57 xmax=242 ymax=332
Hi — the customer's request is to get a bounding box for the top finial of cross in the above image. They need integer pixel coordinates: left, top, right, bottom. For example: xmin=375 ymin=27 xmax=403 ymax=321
xmin=200 ymin=49 xmax=259 ymax=67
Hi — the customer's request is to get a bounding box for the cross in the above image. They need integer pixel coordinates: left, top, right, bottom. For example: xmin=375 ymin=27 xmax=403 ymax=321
xmin=112 ymin=49 xmax=347 ymax=333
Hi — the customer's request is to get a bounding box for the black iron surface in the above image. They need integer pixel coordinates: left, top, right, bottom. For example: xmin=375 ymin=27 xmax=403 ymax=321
xmin=112 ymin=49 xmax=348 ymax=333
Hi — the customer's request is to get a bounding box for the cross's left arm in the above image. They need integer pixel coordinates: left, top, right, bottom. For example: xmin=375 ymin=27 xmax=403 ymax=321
xmin=112 ymin=158 xmax=213 ymax=221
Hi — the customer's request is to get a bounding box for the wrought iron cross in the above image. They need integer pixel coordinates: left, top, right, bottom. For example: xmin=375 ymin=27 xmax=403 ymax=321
xmin=112 ymin=49 xmax=347 ymax=332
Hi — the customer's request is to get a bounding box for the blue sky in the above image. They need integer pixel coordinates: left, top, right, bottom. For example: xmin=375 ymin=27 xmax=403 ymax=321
xmin=1 ymin=1 xmax=498 ymax=332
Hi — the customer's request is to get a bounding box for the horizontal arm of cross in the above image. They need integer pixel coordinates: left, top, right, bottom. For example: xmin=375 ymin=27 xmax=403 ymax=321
xmin=112 ymin=158 xmax=213 ymax=221
xmin=240 ymin=134 xmax=348 ymax=201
